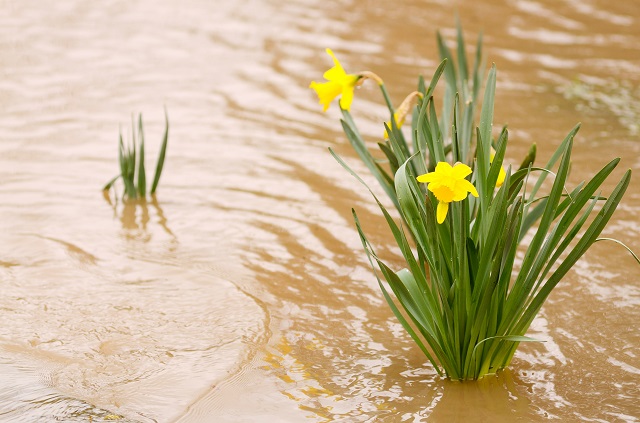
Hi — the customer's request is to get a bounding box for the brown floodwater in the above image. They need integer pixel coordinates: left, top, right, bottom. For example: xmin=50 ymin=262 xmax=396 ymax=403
xmin=0 ymin=0 xmax=639 ymax=421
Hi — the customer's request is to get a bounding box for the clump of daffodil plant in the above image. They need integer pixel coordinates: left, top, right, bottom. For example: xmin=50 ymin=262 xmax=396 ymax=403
xmin=103 ymin=110 xmax=169 ymax=201
xmin=313 ymin=35 xmax=634 ymax=379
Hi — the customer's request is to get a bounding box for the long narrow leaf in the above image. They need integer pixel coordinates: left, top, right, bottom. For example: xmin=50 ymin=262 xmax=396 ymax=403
xmin=150 ymin=108 xmax=169 ymax=195
xmin=137 ymin=114 xmax=147 ymax=198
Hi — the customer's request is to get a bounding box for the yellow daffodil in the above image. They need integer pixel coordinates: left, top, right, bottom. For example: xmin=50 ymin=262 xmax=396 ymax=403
xmin=416 ymin=162 xmax=479 ymax=224
xmin=309 ymin=48 xmax=361 ymax=112
xmin=383 ymin=91 xmax=423 ymax=139
xmin=383 ymin=112 xmax=405 ymax=139
xmin=490 ymin=149 xmax=506 ymax=187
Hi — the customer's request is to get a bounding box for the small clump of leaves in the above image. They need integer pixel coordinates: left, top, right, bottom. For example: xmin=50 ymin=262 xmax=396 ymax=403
xmin=103 ymin=109 xmax=169 ymax=200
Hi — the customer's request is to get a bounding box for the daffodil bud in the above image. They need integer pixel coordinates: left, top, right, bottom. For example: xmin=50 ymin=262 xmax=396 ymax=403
xmin=384 ymin=91 xmax=423 ymax=139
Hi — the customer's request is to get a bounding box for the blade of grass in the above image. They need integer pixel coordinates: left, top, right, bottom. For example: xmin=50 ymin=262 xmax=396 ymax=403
xmin=594 ymin=238 xmax=640 ymax=265
xmin=103 ymin=175 xmax=120 ymax=191
xmin=150 ymin=108 xmax=170 ymax=195
xmin=137 ymin=114 xmax=147 ymax=198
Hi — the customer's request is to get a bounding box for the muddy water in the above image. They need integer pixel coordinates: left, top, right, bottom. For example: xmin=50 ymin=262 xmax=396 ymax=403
xmin=0 ymin=0 xmax=638 ymax=421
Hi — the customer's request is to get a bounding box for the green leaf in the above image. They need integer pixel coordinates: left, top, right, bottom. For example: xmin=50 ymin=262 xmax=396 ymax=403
xmin=378 ymin=142 xmax=400 ymax=179
xmin=119 ymin=132 xmax=137 ymax=199
xmin=102 ymin=175 xmax=120 ymax=191
xmin=478 ymin=64 xmax=496 ymax=175
xmin=339 ymin=115 xmax=397 ymax=209
xmin=352 ymin=209 xmax=445 ymax=377
xmin=513 ymin=169 xmax=631 ymax=336
xmin=594 ymin=238 xmax=640 ymax=265
xmin=518 ymin=143 xmax=537 ymax=170
xmin=150 ymin=108 xmax=170 ymax=195
xmin=137 ymin=114 xmax=147 ymax=198
xmin=525 ymin=123 xmax=580 ymax=207
xmin=504 ymin=137 xmax=574 ymax=326
xmin=471 ymin=32 xmax=485 ymax=102
xmin=456 ymin=18 xmax=469 ymax=87
xmin=472 ymin=335 xmax=542 ymax=359
xmin=424 ymin=59 xmax=448 ymax=100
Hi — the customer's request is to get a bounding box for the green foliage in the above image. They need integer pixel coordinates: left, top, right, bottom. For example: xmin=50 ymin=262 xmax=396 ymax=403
xmin=339 ymin=68 xmax=631 ymax=379
xmin=103 ymin=109 xmax=169 ymax=200
xmin=324 ymin=25 xmax=634 ymax=380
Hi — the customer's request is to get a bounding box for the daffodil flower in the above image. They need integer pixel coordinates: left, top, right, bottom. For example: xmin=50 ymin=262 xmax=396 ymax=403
xmin=490 ymin=149 xmax=506 ymax=188
xmin=383 ymin=91 xmax=422 ymax=139
xmin=383 ymin=112 xmax=405 ymax=139
xmin=309 ymin=49 xmax=361 ymax=112
xmin=416 ymin=162 xmax=479 ymax=224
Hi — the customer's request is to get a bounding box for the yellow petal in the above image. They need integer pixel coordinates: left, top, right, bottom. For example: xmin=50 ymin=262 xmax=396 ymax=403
xmin=434 ymin=161 xmax=453 ymax=175
xmin=452 ymin=183 xmax=470 ymax=201
xmin=416 ymin=172 xmax=438 ymax=183
xmin=324 ymin=65 xmax=346 ymax=82
xmin=489 ymin=149 xmax=506 ymax=188
xmin=310 ymin=80 xmax=342 ymax=112
xmin=431 ymin=183 xmax=455 ymax=203
xmin=383 ymin=113 xmax=401 ymax=139
xmin=323 ymin=49 xmax=347 ymax=81
xmin=496 ymin=166 xmax=506 ymax=187
xmin=458 ymin=179 xmax=479 ymax=197
xmin=451 ymin=163 xmax=472 ymax=179
xmin=339 ymin=84 xmax=355 ymax=111
xmin=437 ymin=201 xmax=449 ymax=224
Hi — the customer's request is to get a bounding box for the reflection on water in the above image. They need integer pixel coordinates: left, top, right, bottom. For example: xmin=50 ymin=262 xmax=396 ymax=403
xmin=0 ymin=0 xmax=639 ymax=421
xmin=103 ymin=193 xmax=177 ymax=242
xmin=429 ymin=371 xmax=535 ymax=421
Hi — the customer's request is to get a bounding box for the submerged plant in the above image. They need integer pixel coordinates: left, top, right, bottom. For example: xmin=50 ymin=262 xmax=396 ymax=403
xmin=103 ymin=110 xmax=169 ymax=200
xmin=312 ymin=26 xmax=636 ymax=380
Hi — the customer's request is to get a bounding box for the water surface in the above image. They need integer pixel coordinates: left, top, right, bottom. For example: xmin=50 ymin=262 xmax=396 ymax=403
xmin=0 ymin=0 xmax=639 ymax=421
